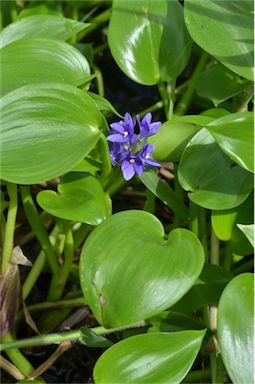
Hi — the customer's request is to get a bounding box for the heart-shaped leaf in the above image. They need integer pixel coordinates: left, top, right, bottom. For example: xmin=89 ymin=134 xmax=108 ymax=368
xmin=0 ymin=15 xmax=88 ymax=48
xmin=108 ymin=0 xmax=192 ymax=85
xmin=218 ymin=273 xmax=254 ymax=384
xmin=207 ymin=112 xmax=254 ymax=173
xmin=93 ymin=330 xmax=206 ymax=384
xmin=184 ymin=0 xmax=254 ymax=80
xmin=178 ymin=129 xmax=253 ymax=210
xmin=80 ymin=210 xmax=204 ymax=328
xmin=0 ymin=83 xmax=101 ymax=184
xmin=1 ymin=37 xmax=90 ymax=97
xmin=196 ymin=63 xmax=251 ymax=107
xmin=37 ymin=173 xmax=107 ymax=225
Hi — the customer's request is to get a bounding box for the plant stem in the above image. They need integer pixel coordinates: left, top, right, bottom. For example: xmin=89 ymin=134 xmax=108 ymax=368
xmin=22 ymin=225 xmax=60 ymax=301
xmin=143 ymin=189 xmax=155 ymax=213
xmin=166 ymin=79 xmax=176 ymax=119
xmin=47 ymin=223 xmax=74 ymax=301
xmin=1 ymin=334 xmax=40 ymax=380
xmin=139 ymin=101 xmax=164 ymax=117
xmin=99 ymin=134 xmax=112 ymax=185
xmin=0 ymin=355 xmax=25 ymax=381
xmin=2 ymin=182 xmax=18 ymax=274
xmin=183 ymin=368 xmax=211 ymax=383
xmin=175 ymin=51 xmax=208 ymax=115
xmin=209 ymin=225 xmax=223 ymax=384
xmin=20 ymin=186 xmax=59 ymax=275
xmin=172 ymin=164 xmax=184 ymax=228
xmin=198 ymin=207 xmax=208 ymax=262
xmin=0 ymin=322 xmax=146 ymax=352
xmin=157 ymin=81 xmax=169 ymax=118
xmin=94 ymin=64 xmax=104 ymax=97
xmin=223 ymin=241 xmax=233 ymax=271
xmin=189 ymin=201 xmax=199 ymax=237
xmin=78 ymin=7 xmax=111 ymax=39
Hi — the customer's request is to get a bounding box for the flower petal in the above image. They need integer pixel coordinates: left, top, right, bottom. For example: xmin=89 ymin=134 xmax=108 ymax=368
xmin=110 ymin=122 xmax=124 ymax=133
xmin=107 ymin=133 xmax=129 ymax=143
xmin=121 ymin=159 xmax=135 ymax=181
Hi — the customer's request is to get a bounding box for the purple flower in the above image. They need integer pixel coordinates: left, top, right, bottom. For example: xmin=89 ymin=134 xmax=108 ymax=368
xmin=107 ymin=112 xmax=161 ymax=180
xmin=121 ymin=153 xmax=143 ymax=181
xmin=109 ymin=142 xmax=125 ymax=166
xmin=107 ymin=112 xmax=137 ymax=144
xmin=137 ymin=113 xmax=161 ymax=138
xmin=140 ymin=144 xmax=160 ymax=167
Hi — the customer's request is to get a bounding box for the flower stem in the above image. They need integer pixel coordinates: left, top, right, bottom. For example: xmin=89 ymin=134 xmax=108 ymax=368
xmin=1 ymin=182 xmax=18 ymax=274
xmin=99 ymin=134 xmax=112 ymax=186
xmin=175 ymin=51 xmax=208 ymax=115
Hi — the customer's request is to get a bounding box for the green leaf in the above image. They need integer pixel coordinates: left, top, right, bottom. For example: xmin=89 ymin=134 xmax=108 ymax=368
xmin=237 ymin=224 xmax=254 ymax=247
xmin=212 ymin=193 xmax=253 ymax=247
xmin=207 ymin=112 xmax=254 ymax=173
xmin=80 ymin=327 xmax=112 ymax=348
xmin=140 ymin=169 xmax=189 ymax=220
xmin=37 ymin=173 xmax=107 ymax=225
xmin=178 ymin=129 xmax=253 ymax=210
xmin=171 ymin=264 xmax=233 ymax=314
xmin=93 ymin=330 xmax=206 ymax=384
xmin=0 ymin=83 xmax=101 ymax=184
xmin=1 ymin=37 xmax=91 ymax=97
xmin=148 ymin=311 xmax=204 ymax=333
xmin=196 ymin=63 xmax=251 ymax=106
xmin=171 ymin=114 xmax=213 ymax=126
xmin=80 ymin=210 xmax=204 ymax=328
xmin=108 ymin=0 xmax=192 ymax=85
xmin=0 ymin=15 xmax=88 ymax=48
xmin=87 ymin=92 xmax=123 ymax=118
xmin=17 ymin=2 xmax=62 ymax=19
xmin=218 ymin=273 xmax=254 ymax=384
xmin=211 ymin=209 xmax=237 ymax=241
xmin=200 ymin=108 xmax=230 ymax=119
xmin=148 ymin=121 xmax=200 ymax=162
xmin=184 ymin=0 xmax=254 ymax=80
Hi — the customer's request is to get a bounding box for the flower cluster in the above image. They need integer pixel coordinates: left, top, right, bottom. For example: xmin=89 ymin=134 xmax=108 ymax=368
xmin=107 ymin=112 xmax=161 ymax=181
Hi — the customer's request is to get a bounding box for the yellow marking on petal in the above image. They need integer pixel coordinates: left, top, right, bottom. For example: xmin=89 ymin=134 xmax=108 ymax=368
xmin=130 ymin=159 xmax=135 ymax=163
xmin=123 ymin=131 xmax=128 ymax=137
xmin=145 ymin=154 xmax=151 ymax=159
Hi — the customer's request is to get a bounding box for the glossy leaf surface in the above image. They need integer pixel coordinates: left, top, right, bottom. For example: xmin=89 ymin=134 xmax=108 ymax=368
xmin=178 ymin=129 xmax=253 ymax=210
xmin=1 ymin=37 xmax=90 ymax=97
xmin=184 ymin=0 xmax=254 ymax=80
xmin=0 ymin=15 xmax=88 ymax=48
xmin=80 ymin=211 xmax=204 ymax=328
xmin=108 ymin=0 xmax=192 ymax=85
xmin=207 ymin=112 xmax=254 ymax=173
xmin=148 ymin=121 xmax=200 ymax=162
xmin=237 ymin=224 xmax=254 ymax=247
xmin=93 ymin=330 xmax=206 ymax=384
xmin=37 ymin=173 xmax=107 ymax=225
xmin=196 ymin=63 xmax=251 ymax=106
xmin=0 ymin=84 xmax=101 ymax=184
xmin=218 ymin=273 xmax=254 ymax=384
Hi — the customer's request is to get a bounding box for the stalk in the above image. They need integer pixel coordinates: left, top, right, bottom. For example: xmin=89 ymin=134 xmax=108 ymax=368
xmin=20 ymin=186 xmax=59 ymax=275
xmin=0 ymin=322 xmax=146 ymax=352
xmin=175 ymin=51 xmax=208 ymax=115
xmin=1 ymin=182 xmax=18 ymax=273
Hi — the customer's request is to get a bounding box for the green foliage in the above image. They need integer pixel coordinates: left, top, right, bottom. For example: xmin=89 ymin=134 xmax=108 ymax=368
xmin=218 ymin=274 xmax=254 ymax=384
xmin=0 ymin=0 xmax=253 ymax=382
xmin=80 ymin=210 xmax=204 ymax=328
xmin=93 ymin=330 xmax=206 ymax=384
